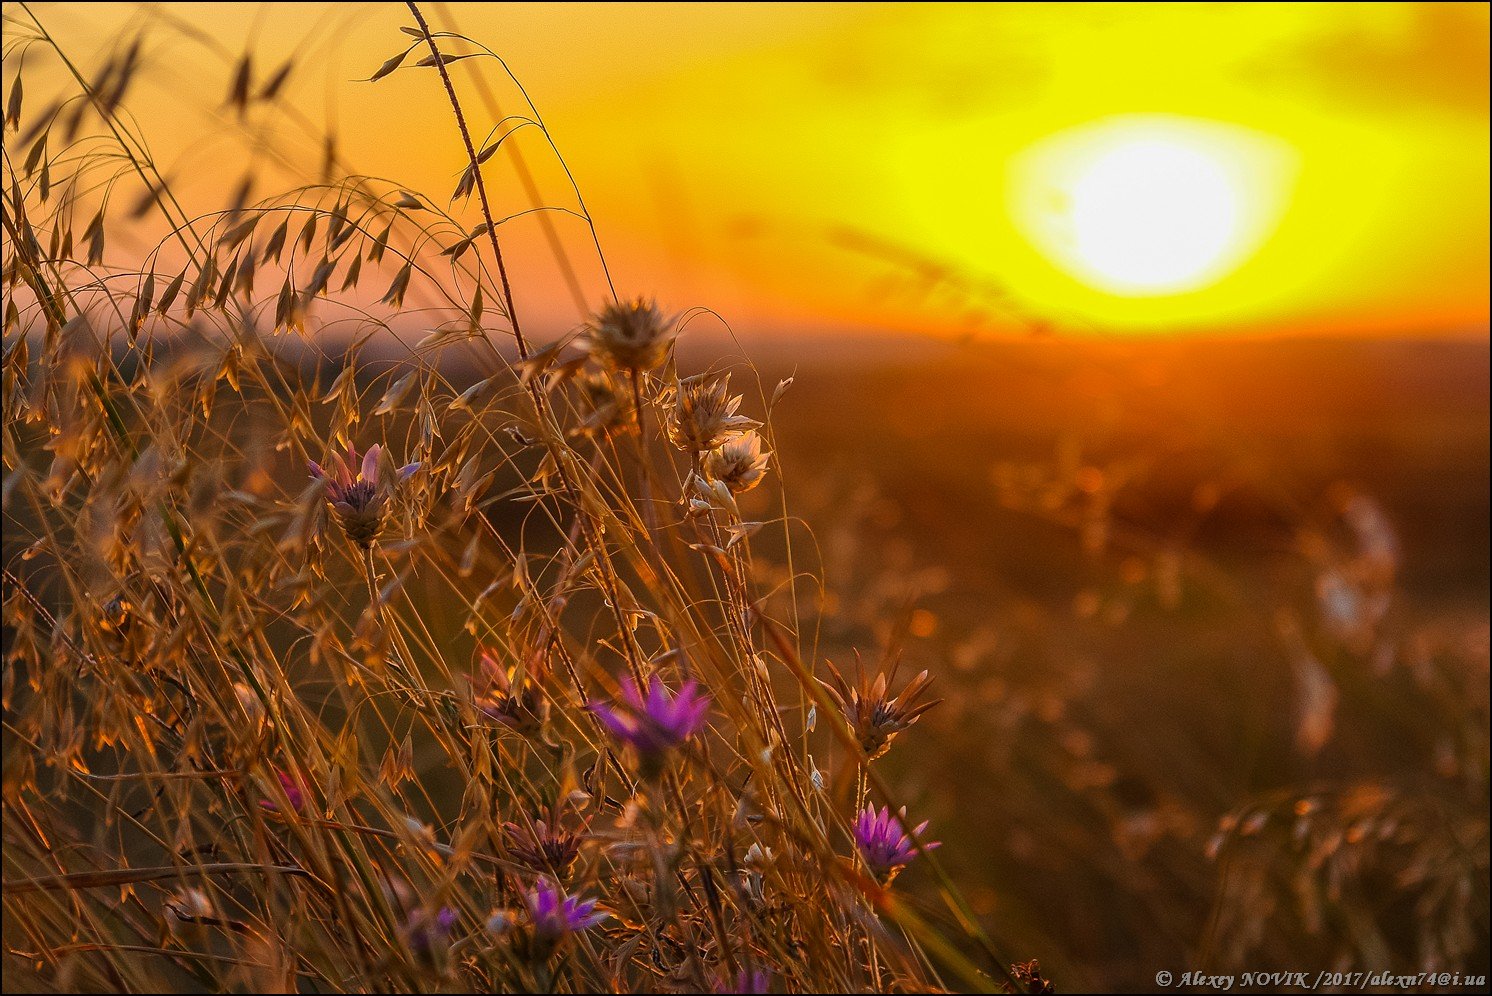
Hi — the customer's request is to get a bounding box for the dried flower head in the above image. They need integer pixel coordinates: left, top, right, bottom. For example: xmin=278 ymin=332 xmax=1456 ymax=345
xmin=574 ymin=368 xmax=634 ymax=435
xmin=504 ymin=813 xmax=585 ymax=878
xmin=1010 ymin=959 xmax=1056 ymax=994
xmin=589 ymin=675 xmax=711 ymax=776
xmin=584 ymin=297 xmax=674 ymax=372
xmin=853 ymin=804 xmax=940 ymax=884
xmin=99 ymin=592 xmax=135 ymax=639
xmin=473 ymin=651 xmax=548 ymax=737
xmin=823 ymin=653 xmax=940 ymax=761
xmin=664 ymin=373 xmax=759 ymax=452
xmin=308 ymin=442 xmax=419 ymax=548
xmin=702 ymin=431 xmax=771 ymax=494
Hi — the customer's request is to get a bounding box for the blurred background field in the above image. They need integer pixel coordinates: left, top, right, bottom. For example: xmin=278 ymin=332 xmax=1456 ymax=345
xmin=748 ymin=332 xmax=1489 ymax=989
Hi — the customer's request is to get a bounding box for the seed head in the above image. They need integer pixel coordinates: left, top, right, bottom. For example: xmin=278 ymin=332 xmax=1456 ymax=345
xmin=503 ymin=812 xmax=585 ymax=879
xmin=664 ymin=373 xmax=759 ymax=452
xmin=574 ymin=369 xmax=634 ymax=435
xmin=99 ymin=593 xmax=135 ymax=639
xmin=1011 ymin=960 xmax=1056 ymax=995
xmin=473 ymin=651 xmax=548 ymax=738
xmin=823 ymin=653 xmax=940 ymax=761
xmin=584 ymin=297 xmax=675 ymax=372
xmin=702 ymin=431 xmax=771 ymax=494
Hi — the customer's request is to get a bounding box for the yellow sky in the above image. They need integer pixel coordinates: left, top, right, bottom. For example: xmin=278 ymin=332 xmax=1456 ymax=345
xmin=12 ymin=2 xmax=1491 ymax=340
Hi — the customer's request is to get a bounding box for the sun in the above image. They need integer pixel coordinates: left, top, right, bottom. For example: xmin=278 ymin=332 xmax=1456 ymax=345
xmin=1010 ymin=116 xmax=1295 ymax=300
xmin=1067 ymin=138 xmax=1241 ymax=294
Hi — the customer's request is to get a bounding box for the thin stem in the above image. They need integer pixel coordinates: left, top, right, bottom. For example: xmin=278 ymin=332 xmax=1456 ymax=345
xmin=406 ymin=0 xmax=529 ymax=360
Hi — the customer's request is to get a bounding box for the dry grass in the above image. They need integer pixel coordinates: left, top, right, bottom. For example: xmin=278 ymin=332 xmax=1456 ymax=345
xmin=0 ymin=4 xmax=1022 ymax=992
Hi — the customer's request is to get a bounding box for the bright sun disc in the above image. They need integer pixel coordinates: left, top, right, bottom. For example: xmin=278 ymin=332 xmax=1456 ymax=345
xmin=1069 ymin=139 xmax=1240 ymax=293
xmin=1010 ymin=116 xmax=1296 ymax=301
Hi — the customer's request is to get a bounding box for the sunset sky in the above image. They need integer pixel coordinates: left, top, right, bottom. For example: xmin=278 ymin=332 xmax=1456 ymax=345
xmin=14 ymin=2 xmax=1492 ymax=340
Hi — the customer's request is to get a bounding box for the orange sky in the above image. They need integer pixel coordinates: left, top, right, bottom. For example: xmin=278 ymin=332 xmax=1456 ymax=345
xmin=10 ymin=2 xmax=1491 ymax=340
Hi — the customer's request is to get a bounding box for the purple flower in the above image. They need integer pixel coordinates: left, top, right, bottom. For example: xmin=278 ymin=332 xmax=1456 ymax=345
xmin=853 ymin=805 xmax=939 ymax=883
xmin=404 ymin=905 xmax=459 ymax=954
xmin=588 ymin=676 xmax=711 ymax=759
xmin=260 ymin=768 xmax=307 ymax=814
xmin=524 ymin=877 xmax=607 ymax=942
xmin=308 ymin=442 xmax=419 ymax=547
xmin=715 ymin=968 xmax=772 ymax=993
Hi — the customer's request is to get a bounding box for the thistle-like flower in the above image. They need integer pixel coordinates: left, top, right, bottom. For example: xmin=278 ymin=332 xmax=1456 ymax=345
xmin=523 ymin=877 xmax=607 ymax=951
xmin=584 ymin=297 xmax=675 ymax=372
xmin=702 ymin=431 xmax=771 ymax=494
xmin=822 ymin=654 xmax=940 ymax=761
xmin=853 ymin=804 xmax=939 ymax=884
xmin=473 ymin=651 xmax=548 ymax=737
xmin=503 ymin=813 xmax=585 ymax=879
xmin=664 ymin=373 xmax=759 ymax=452
xmin=589 ymin=676 xmax=711 ymax=777
xmin=308 ymin=442 xmax=419 ymax=548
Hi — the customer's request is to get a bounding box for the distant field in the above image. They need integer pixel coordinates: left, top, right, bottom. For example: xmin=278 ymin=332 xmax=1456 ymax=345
xmin=749 ymin=334 xmax=1490 ymax=989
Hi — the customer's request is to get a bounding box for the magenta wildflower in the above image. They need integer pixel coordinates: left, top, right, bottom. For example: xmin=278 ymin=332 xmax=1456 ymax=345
xmin=260 ymin=768 xmax=307 ymax=814
xmin=853 ymin=804 xmax=940 ymax=883
xmin=308 ymin=442 xmax=419 ymax=547
xmin=524 ymin=877 xmax=607 ymax=942
xmin=588 ymin=676 xmax=710 ymax=775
